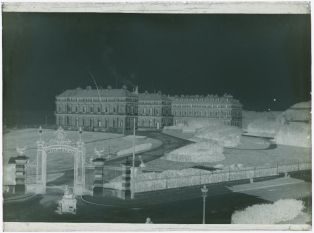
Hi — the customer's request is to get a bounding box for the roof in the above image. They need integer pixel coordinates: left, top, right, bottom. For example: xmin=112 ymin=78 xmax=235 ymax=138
xmin=57 ymin=87 xmax=137 ymax=98
xmin=8 ymin=155 xmax=29 ymax=164
xmin=8 ymin=157 xmax=16 ymax=164
xmin=138 ymin=93 xmax=170 ymax=101
xmin=290 ymin=101 xmax=311 ymax=109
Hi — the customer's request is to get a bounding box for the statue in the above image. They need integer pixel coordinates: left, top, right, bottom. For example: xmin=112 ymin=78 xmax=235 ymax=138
xmin=139 ymin=155 xmax=145 ymax=168
xmin=145 ymin=217 xmax=153 ymax=224
xmin=16 ymin=146 xmax=27 ymax=156
xmin=94 ymin=148 xmax=105 ymax=158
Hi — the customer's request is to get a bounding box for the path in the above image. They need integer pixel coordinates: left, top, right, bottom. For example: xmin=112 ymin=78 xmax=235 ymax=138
xmin=106 ymin=131 xmax=192 ymax=165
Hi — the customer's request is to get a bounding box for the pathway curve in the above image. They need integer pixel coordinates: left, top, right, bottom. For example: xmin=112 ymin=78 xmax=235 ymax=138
xmin=107 ymin=131 xmax=192 ymax=165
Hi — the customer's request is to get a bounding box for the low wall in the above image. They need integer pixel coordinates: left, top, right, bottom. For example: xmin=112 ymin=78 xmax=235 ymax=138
xmin=133 ymin=161 xmax=311 ymax=193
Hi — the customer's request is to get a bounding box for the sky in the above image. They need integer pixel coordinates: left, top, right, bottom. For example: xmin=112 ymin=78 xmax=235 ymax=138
xmin=3 ymin=13 xmax=311 ymax=115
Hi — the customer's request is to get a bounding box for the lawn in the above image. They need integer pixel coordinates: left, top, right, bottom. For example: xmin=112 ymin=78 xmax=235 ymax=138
xmin=149 ymin=129 xmax=311 ymax=171
xmin=3 ymin=128 xmax=161 ymax=173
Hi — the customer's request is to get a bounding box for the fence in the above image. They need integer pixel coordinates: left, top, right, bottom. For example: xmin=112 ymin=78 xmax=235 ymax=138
xmin=133 ymin=161 xmax=311 ymax=193
xmin=84 ymin=164 xmax=124 ymax=192
xmin=25 ymin=162 xmax=37 ymax=185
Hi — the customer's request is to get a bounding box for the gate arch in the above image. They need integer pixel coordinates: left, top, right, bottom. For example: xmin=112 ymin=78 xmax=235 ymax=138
xmin=35 ymin=127 xmax=85 ymax=195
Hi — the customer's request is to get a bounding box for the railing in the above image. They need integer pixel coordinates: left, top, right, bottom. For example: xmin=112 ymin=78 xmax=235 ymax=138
xmin=25 ymin=163 xmax=37 ymax=185
xmin=133 ymin=161 xmax=311 ymax=193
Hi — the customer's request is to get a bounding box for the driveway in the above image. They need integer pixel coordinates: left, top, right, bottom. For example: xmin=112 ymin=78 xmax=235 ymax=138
xmin=107 ymin=131 xmax=192 ymax=165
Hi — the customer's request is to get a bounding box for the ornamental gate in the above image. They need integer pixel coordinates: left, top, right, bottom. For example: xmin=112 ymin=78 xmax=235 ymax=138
xmin=35 ymin=127 xmax=86 ymax=195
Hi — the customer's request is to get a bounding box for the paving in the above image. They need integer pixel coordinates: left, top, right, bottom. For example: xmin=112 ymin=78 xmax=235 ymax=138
xmin=4 ymin=174 xmax=311 ymax=223
xmin=81 ymin=175 xmax=310 ymax=208
xmin=228 ymin=177 xmax=311 ymax=201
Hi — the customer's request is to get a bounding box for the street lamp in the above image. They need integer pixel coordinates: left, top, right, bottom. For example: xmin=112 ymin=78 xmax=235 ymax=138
xmin=78 ymin=127 xmax=82 ymax=142
xmin=131 ymin=117 xmax=136 ymax=199
xmin=38 ymin=126 xmax=43 ymax=141
xmin=201 ymin=185 xmax=208 ymax=224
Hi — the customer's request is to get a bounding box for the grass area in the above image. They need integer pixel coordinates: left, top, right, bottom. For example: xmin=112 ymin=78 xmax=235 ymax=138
xmin=162 ymin=128 xmax=195 ymax=140
xmin=155 ymin=129 xmax=311 ymax=174
xmin=3 ymin=128 xmax=161 ymax=173
xmin=163 ymin=129 xmax=310 ymax=167
xmin=223 ymin=144 xmax=310 ymax=167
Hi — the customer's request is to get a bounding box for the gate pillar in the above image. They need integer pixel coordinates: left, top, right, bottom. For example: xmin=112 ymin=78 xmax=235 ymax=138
xmin=12 ymin=148 xmax=29 ymax=194
xmin=36 ymin=140 xmax=46 ymax=194
xmin=73 ymin=140 xmax=85 ymax=196
xmin=92 ymin=157 xmax=106 ymax=196
xmin=118 ymin=159 xmax=132 ymax=200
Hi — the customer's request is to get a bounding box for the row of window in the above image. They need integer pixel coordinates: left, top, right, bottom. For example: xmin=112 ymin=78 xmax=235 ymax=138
xmin=172 ymin=110 xmax=241 ymax=118
xmin=57 ymin=116 xmax=137 ymax=129
xmin=57 ymin=104 xmax=241 ymax=116
xmin=172 ymin=98 xmax=237 ymax=103
xmin=138 ymin=108 xmax=171 ymax=116
xmin=172 ymin=104 xmax=239 ymax=108
xmin=57 ymin=104 xmax=137 ymax=115
xmin=57 ymin=97 xmax=137 ymax=102
xmin=139 ymin=101 xmax=171 ymax=105
xmin=57 ymin=116 xmax=173 ymax=129
xmin=137 ymin=118 xmax=172 ymax=128
xmin=57 ymin=104 xmax=174 ymax=116
xmin=174 ymin=119 xmax=241 ymax=127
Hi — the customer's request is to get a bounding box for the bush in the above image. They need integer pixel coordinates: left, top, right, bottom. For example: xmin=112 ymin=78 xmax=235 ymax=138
xmin=275 ymin=122 xmax=310 ymax=148
xmin=231 ymin=199 xmax=305 ymax=224
xmin=247 ymin=118 xmax=281 ymax=136
xmin=278 ymin=101 xmax=310 ymax=123
xmin=163 ymin=141 xmax=225 ymax=163
xmin=193 ymin=122 xmax=242 ymax=147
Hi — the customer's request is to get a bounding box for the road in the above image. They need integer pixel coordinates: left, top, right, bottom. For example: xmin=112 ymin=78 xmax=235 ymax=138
xmin=229 ymin=177 xmax=311 ymax=202
xmin=4 ymin=177 xmax=311 ymax=224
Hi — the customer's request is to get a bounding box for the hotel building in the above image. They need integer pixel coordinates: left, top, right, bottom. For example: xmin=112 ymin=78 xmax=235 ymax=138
xmin=55 ymin=86 xmax=242 ymax=133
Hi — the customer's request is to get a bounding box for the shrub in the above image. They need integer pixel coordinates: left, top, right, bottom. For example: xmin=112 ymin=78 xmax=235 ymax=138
xmin=231 ymin=199 xmax=305 ymax=224
xmin=163 ymin=141 xmax=225 ymax=163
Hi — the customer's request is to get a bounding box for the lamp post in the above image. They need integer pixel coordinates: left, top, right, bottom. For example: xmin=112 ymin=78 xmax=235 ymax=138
xmin=131 ymin=117 xmax=136 ymax=199
xmin=78 ymin=127 xmax=82 ymax=142
xmin=38 ymin=126 xmax=42 ymax=141
xmin=132 ymin=118 xmax=136 ymax=168
xmin=201 ymin=185 xmax=208 ymax=224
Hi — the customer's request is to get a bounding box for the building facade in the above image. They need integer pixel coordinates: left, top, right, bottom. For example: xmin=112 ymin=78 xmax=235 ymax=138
xmin=55 ymin=86 xmax=242 ymax=133
xmin=55 ymin=86 xmax=138 ymax=133
xmin=138 ymin=92 xmax=173 ymax=129
xmin=171 ymin=94 xmax=242 ymax=127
